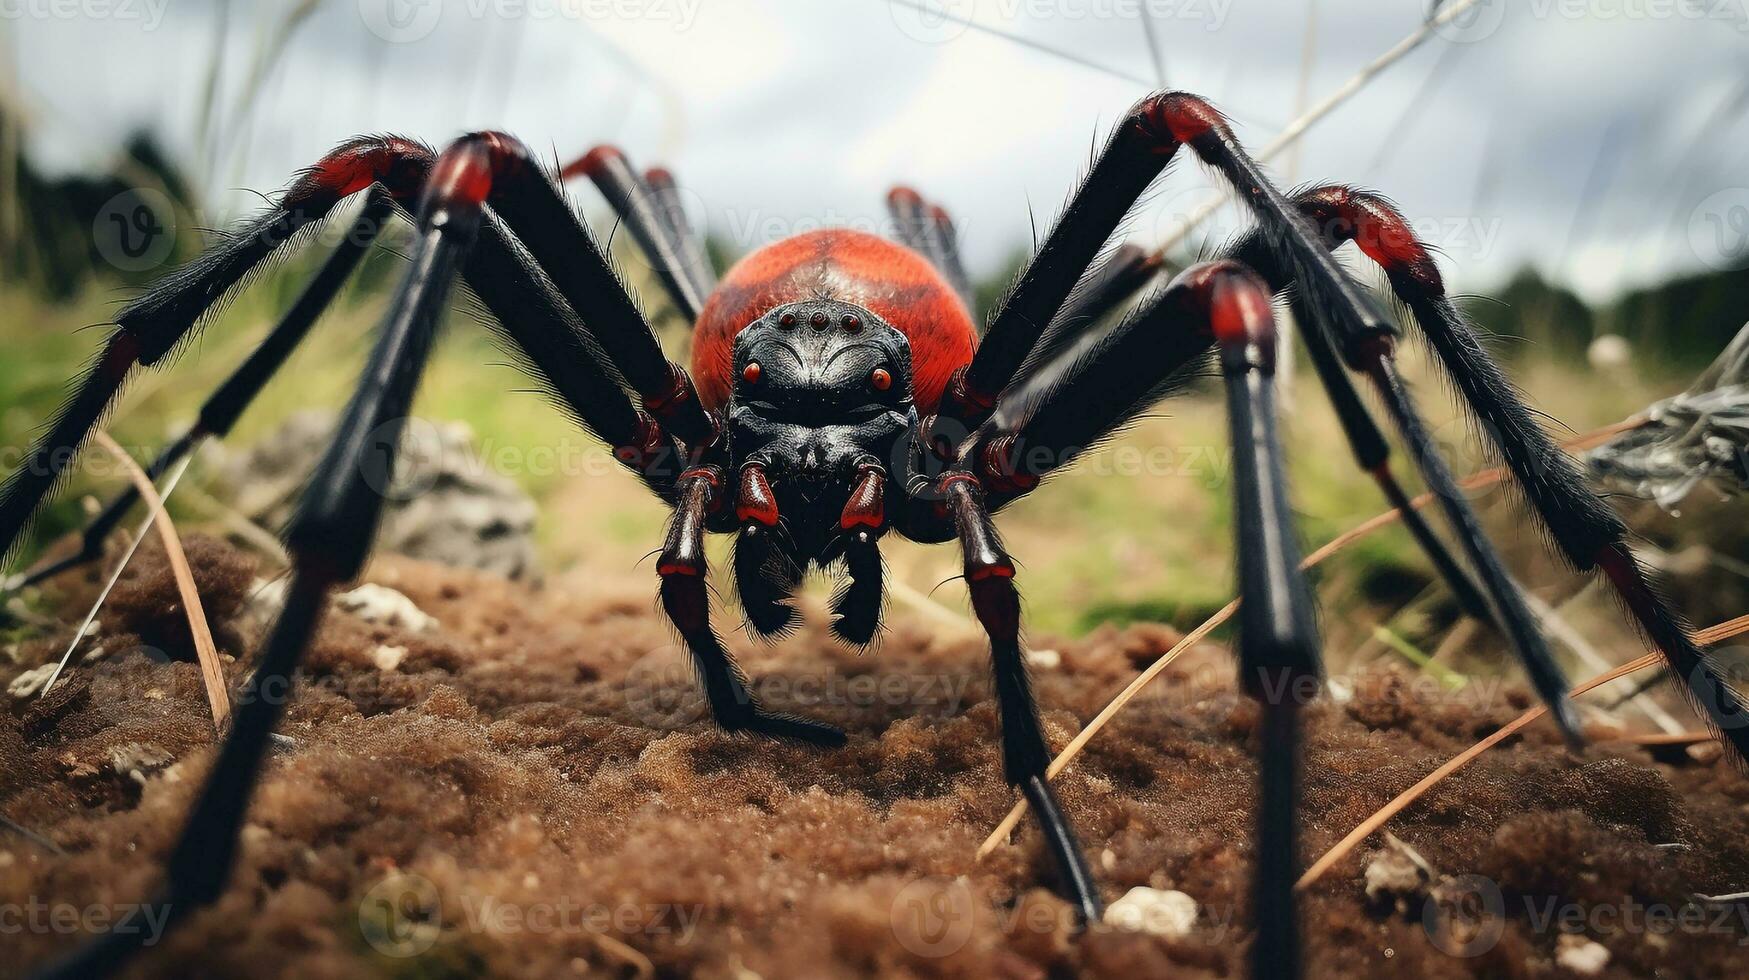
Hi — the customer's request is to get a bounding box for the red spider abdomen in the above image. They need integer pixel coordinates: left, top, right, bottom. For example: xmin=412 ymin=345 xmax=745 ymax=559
xmin=691 ymin=229 xmax=977 ymax=414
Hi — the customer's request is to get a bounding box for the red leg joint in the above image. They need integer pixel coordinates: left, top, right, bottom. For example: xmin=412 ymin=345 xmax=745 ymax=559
xmin=1174 ymin=261 xmax=1280 ymax=374
xmin=977 ymin=434 xmax=1040 ymax=496
xmin=644 ymin=363 xmax=705 ymax=427
xmin=1294 ymin=186 xmax=1445 ymax=294
xmin=612 ymin=412 xmax=671 ymax=473
xmin=287 ymin=135 xmax=435 ymax=208
xmin=559 ymin=144 xmax=626 ymax=183
xmin=1134 ymin=91 xmax=1232 ymax=151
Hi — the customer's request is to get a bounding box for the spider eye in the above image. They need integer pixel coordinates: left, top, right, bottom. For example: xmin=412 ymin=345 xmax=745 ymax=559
xmin=870 ymin=367 xmax=892 ymax=391
xmin=742 ymin=361 xmax=762 ymax=384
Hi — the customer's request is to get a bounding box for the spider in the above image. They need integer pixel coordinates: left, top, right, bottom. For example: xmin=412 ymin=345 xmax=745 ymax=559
xmin=5 ymin=91 xmax=1745 ymax=979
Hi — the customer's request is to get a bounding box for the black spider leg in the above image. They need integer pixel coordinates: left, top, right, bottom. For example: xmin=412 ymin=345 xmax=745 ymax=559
xmin=727 ymin=458 xmax=804 ymax=639
xmin=564 ymin=146 xmax=705 ymax=322
xmin=10 ymin=189 xmax=395 ymax=592
xmin=0 ymin=135 xmax=437 ymax=568
xmin=659 ymin=467 xmax=847 ymax=745
xmin=1283 ymin=185 xmax=1749 ymax=761
xmin=934 ymin=262 xmax=1322 ymax=972
xmin=1220 ymin=226 xmax=1497 ymax=628
xmin=473 ymin=133 xmax=717 ymax=450
xmin=831 ymin=541 xmax=885 ymax=647
xmin=1210 ymin=271 xmax=1320 ymax=980
xmin=928 ymin=472 xmax=1101 ymax=924
xmin=925 ymin=93 xmax=1567 ymax=740
xmin=643 ymin=166 xmax=718 ymax=299
xmin=452 ymin=209 xmax=685 ymax=499
xmin=1011 ymin=242 xmax=1169 ymax=391
xmin=886 ymin=187 xmax=976 ymax=310
xmin=733 ymin=525 xmax=804 ymax=638
xmin=886 ymin=186 xmax=932 ymax=254
xmin=924 ymin=201 xmax=974 ymax=308
xmin=1177 ymin=149 xmax=1579 ymax=741
xmin=27 ymin=139 xmax=488 ymax=980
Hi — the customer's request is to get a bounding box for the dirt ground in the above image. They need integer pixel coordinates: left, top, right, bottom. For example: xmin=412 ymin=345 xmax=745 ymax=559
xmin=3 ymin=537 xmax=1748 ymax=979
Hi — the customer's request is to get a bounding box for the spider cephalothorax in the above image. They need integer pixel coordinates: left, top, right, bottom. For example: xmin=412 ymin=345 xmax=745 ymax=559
xmin=725 ymin=299 xmax=917 ymax=563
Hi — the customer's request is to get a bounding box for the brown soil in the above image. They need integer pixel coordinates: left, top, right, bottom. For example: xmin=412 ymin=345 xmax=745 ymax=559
xmin=3 ymin=537 xmax=1748 ymax=979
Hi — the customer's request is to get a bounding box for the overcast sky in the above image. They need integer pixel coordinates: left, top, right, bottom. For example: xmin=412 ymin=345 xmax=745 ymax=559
xmin=6 ymin=0 xmax=1748 ymax=302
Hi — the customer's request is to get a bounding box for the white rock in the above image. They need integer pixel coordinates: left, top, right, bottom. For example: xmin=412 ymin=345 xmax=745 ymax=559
xmin=1025 ymin=648 xmax=1062 ymax=670
xmin=335 ymin=584 xmax=437 ymax=633
xmin=109 ymin=743 xmax=174 ymax=784
xmin=1364 ymin=834 xmax=1435 ymax=906
xmin=8 ymin=663 xmax=59 ymax=699
xmin=1106 ymin=886 xmax=1198 ymax=938
xmin=372 ymin=644 xmax=408 ymax=672
xmin=1555 ymin=934 xmax=1610 ymax=975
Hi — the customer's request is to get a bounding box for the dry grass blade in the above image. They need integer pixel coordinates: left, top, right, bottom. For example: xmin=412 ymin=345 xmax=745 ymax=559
xmin=1613 ymin=731 xmax=1716 ymax=746
xmin=1297 ymin=614 xmax=1749 ymax=890
xmin=92 ymin=431 xmax=232 ymax=732
xmin=590 ymin=932 xmax=656 ymax=980
xmin=977 ymin=416 xmax=1644 ymax=858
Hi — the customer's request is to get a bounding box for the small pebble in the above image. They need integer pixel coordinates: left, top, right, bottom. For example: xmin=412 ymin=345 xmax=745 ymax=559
xmin=1106 ymin=886 xmax=1198 ymax=938
xmin=373 ymin=644 xmax=408 ymax=672
xmin=335 ymin=584 xmax=438 ymax=633
xmin=1556 ymin=934 xmax=1610 ymax=975
xmin=1364 ymin=833 xmax=1435 ymax=912
xmin=1025 ymin=648 xmax=1061 ymax=670
xmin=1686 ymin=740 xmax=1723 ymax=765
xmin=8 ymin=663 xmax=58 ymax=699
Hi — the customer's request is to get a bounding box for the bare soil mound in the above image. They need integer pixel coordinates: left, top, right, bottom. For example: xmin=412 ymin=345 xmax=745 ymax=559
xmin=4 ymin=538 xmax=1747 ymax=978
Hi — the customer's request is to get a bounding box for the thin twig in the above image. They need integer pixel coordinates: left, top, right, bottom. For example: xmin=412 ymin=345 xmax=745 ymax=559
xmin=0 ymin=813 xmax=64 ymax=855
xmin=91 ymin=432 xmax=231 ymax=733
